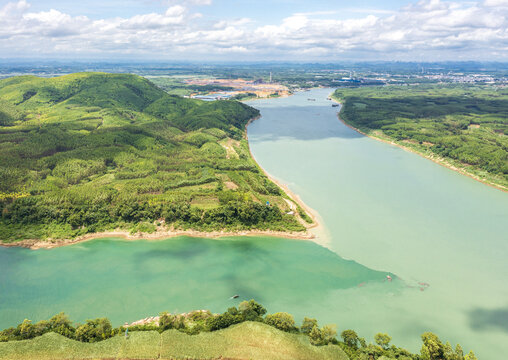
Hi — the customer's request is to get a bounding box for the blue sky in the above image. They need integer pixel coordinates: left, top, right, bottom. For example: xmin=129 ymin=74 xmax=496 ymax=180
xmin=1 ymin=0 xmax=508 ymax=61
xmin=22 ymin=0 xmax=413 ymax=22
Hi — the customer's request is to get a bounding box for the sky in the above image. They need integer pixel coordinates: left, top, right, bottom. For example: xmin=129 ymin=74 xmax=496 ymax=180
xmin=1 ymin=0 xmax=508 ymax=61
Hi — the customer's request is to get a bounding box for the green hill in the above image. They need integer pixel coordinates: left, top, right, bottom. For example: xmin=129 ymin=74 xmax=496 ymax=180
xmin=0 ymin=322 xmax=348 ymax=360
xmin=0 ymin=73 xmax=309 ymax=242
xmin=0 ymin=301 xmax=475 ymax=360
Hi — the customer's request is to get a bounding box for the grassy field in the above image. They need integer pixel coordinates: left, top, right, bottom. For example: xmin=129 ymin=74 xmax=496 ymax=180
xmin=0 ymin=322 xmax=349 ymax=360
xmin=0 ymin=73 xmax=310 ymax=242
xmin=333 ymin=85 xmax=508 ymax=190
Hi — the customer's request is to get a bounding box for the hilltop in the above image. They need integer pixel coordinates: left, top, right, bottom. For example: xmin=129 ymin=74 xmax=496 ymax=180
xmin=0 ymin=73 xmax=312 ymax=243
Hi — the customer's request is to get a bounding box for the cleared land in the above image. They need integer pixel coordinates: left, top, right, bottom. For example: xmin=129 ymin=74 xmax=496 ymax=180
xmin=0 ymin=322 xmax=348 ymax=360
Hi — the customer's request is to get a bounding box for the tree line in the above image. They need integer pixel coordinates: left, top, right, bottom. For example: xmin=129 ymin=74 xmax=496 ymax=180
xmin=0 ymin=300 xmax=477 ymax=360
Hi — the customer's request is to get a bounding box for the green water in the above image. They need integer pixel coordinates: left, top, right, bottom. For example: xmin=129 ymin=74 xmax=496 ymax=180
xmin=246 ymin=89 xmax=508 ymax=359
xmin=0 ymin=236 xmax=392 ymax=328
xmin=1 ymin=88 xmax=507 ymax=359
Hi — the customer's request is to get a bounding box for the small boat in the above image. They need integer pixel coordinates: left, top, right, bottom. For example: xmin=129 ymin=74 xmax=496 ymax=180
xmin=332 ymin=104 xmax=339 ymax=107
xmin=230 ymin=295 xmax=240 ymax=299
xmin=307 ymin=98 xmax=316 ymax=101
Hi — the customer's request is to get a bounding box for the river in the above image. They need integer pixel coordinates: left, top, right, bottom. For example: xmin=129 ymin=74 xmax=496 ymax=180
xmin=0 ymin=88 xmax=507 ymax=359
xmin=246 ymin=88 xmax=508 ymax=359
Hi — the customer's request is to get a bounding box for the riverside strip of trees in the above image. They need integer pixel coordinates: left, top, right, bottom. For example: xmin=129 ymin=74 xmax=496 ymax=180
xmin=0 ymin=300 xmax=477 ymax=360
xmin=334 ymin=85 xmax=508 ymax=190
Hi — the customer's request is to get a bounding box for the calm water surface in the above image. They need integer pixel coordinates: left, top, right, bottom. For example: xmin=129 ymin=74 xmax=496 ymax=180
xmin=247 ymin=88 xmax=508 ymax=359
xmin=0 ymin=236 xmax=390 ymax=326
xmin=1 ymin=88 xmax=507 ymax=359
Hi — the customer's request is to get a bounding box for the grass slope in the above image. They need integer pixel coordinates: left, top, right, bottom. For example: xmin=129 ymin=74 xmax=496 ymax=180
xmin=0 ymin=73 xmax=309 ymax=242
xmin=334 ymin=85 xmax=508 ymax=190
xmin=0 ymin=322 xmax=349 ymax=360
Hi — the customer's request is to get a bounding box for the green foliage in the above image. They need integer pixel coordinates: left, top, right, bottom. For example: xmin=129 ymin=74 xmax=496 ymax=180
xmin=0 ymin=306 xmax=475 ymax=360
xmin=0 ymin=73 xmax=308 ymax=242
xmin=421 ymin=331 xmax=445 ymax=360
xmin=341 ymin=329 xmax=360 ymax=349
xmin=75 ymin=318 xmax=113 ymax=343
xmin=264 ymin=312 xmax=297 ymax=332
xmin=301 ymin=317 xmax=318 ymax=335
xmin=48 ymin=313 xmax=75 ymax=339
xmin=374 ymin=332 xmax=392 ymax=349
xmin=309 ymin=324 xmax=337 ymax=346
xmin=158 ymin=312 xmax=187 ymax=331
xmin=206 ymin=308 xmax=243 ymax=331
xmin=238 ymin=299 xmax=267 ymax=321
xmin=464 ymin=350 xmax=478 ymax=360
xmin=334 ymin=84 xmax=508 ymax=189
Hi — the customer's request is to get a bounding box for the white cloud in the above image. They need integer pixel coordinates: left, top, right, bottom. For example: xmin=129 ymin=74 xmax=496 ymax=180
xmin=1 ymin=0 xmax=508 ymax=60
xmin=484 ymin=0 xmax=508 ymax=6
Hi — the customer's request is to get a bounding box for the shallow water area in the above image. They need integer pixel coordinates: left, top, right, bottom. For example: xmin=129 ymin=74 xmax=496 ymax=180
xmin=0 ymin=236 xmax=391 ymax=328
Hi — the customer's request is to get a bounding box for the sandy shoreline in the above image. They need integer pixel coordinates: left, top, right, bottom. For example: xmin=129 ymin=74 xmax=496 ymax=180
xmin=2 ymin=112 xmax=323 ymax=250
xmin=245 ymin=116 xmax=322 ymax=231
xmin=332 ymin=97 xmax=508 ymax=194
xmin=1 ymin=227 xmax=315 ymax=250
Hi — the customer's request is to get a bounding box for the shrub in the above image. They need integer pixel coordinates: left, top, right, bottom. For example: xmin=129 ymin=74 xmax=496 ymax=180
xmin=75 ymin=318 xmax=113 ymax=343
xmin=264 ymin=312 xmax=297 ymax=332
xmin=238 ymin=300 xmax=267 ymax=322
xmin=309 ymin=325 xmax=337 ymax=346
xmin=159 ymin=312 xmax=186 ymax=331
xmin=341 ymin=329 xmax=360 ymax=349
xmin=301 ymin=317 xmax=318 ymax=335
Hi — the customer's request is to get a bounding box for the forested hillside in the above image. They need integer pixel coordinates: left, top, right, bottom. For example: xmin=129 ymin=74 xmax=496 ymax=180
xmin=0 ymin=73 xmax=307 ymax=242
xmin=334 ymin=85 xmax=508 ymax=190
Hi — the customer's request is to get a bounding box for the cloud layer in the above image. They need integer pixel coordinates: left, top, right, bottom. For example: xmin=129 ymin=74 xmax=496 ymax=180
xmin=1 ymin=0 xmax=508 ymax=60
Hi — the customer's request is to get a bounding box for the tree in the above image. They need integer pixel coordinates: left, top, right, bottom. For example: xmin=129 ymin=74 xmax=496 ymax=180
xmin=309 ymin=325 xmax=337 ymax=346
xmin=341 ymin=329 xmax=360 ymax=349
xmin=18 ymin=319 xmax=35 ymax=339
xmin=238 ymin=300 xmax=266 ymax=321
xmin=421 ymin=332 xmax=444 ymax=360
xmin=309 ymin=325 xmax=324 ymax=345
xmin=464 ymin=351 xmax=477 ymax=360
xmin=443 ymin=341 xmax=456 ymax=360
xmin=361 ymin=344 xmax=384 ymax=359
xmin=374 ymin=333 xmax=392 ymax=350
xmin=207 ymin=312 xmax=239 ymax=331
xmin=455 ymin=344 xmax=464 ymax=360
xmin=301 ymin=317 xmax=318 ymax=335
xmin=264 ymin=312 xmax=296 ymax=332
xmin=75 ymin=318 xmax=113 ymax=342
xmin=49 ymin=312 xmax=75 ymax=338
xmin=421 ymin=344 xmax=431 ymax=360
xmin=321 ymin=325 xmax=337 ymax=344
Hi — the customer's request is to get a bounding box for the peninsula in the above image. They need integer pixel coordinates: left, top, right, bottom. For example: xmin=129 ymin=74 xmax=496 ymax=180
xmin=0 ymin=73 xmax=314 ymax=246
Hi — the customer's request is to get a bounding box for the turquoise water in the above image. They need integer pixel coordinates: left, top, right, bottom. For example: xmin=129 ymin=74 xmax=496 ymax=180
xmin=1 ymin=88 xmax=507 ymax=359
xmin=0 ymin=236 xmax=393 ymax=329
xmin=246 ymin=89 xmax=508 ymax=359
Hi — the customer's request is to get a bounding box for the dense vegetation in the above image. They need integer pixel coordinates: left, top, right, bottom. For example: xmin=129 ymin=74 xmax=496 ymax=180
xmin=0 ymin=73 xmax=309 ymax=242
xmin=334 ymin=85 xmax=508 ymax=190
xmin=0 ymin=301 xmax=477 ymax=360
